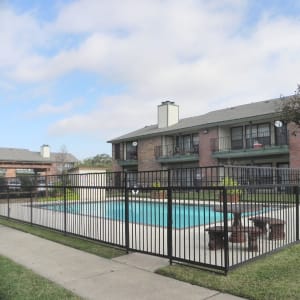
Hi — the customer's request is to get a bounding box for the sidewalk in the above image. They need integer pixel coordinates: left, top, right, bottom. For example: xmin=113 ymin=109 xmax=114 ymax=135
xmin=0 ymin=225 xmax=246 ymax=300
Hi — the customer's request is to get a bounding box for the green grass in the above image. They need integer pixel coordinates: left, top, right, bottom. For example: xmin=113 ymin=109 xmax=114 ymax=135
xmin=2 ymin=216 xmax=300 ymax=300
xmin=0 ymin=255 xmax=81 ymax=300
xmin=36 ymin=188 xmax=80 ymax=202
xmin=0 ymin=217 xmax=126 ymax=259
xmin=157 ymin=243 xmax=300 ymax=300
xmin=0 ymin=217 xmax=126 ymax=300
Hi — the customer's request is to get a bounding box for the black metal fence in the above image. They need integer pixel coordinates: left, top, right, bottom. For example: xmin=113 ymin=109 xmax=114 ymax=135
xmin=0 ymin=165 xmax=299 ymax=274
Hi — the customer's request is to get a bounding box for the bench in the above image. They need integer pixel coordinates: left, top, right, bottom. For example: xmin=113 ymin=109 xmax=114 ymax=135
xmin=205 ymin=226 xmax=262 ymax=252
xmin=249 ymin=217 xmax=286 ymax=240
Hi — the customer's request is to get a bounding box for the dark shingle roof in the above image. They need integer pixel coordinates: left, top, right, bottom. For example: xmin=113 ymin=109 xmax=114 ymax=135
xmin=0 ymin=148 xmax=50 ymax=163
xmin=109 ymin=96 xmax=284 ymax=143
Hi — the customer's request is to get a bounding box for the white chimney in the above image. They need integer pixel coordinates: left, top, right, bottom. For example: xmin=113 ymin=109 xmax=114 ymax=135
xmin=158 ymin=101 xmax=179 ymax=128
xmin=40 ymin=144 xmax=50 ymax=159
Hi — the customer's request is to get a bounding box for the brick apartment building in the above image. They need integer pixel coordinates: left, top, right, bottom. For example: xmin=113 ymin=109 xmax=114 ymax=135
xmin=0 ymin=144 xmax=78 ymax=178
xmin=109 ymin=97 xmax=300 ymax=176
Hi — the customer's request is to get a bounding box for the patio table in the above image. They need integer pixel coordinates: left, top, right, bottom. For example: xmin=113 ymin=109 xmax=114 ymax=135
xmin=214 ymin=204 xmax=266 ymax=243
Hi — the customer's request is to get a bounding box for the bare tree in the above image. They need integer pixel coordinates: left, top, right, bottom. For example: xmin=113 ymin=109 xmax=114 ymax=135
xmin=55 ymin=145 xmax=69 ymax=174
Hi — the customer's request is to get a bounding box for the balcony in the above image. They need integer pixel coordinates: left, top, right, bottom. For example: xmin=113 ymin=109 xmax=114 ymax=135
xmin=117 ymin=150 xmax=138 ymax=166
xmin=211 ymin=134 xmax=289 ymax=159
xmin=155 ymin=144 xmax=199 ymax=163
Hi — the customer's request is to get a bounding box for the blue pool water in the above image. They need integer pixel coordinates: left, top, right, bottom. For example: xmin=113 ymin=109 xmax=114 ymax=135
xmin=43 ymin=201 xmax=228 ymax=229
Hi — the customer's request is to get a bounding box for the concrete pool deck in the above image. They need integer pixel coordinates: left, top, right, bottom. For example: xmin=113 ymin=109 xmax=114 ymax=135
xmin=2 ymin=200 xmax=296 ymax=269
xmin=0 ymin=225 xmax=247 ymax=300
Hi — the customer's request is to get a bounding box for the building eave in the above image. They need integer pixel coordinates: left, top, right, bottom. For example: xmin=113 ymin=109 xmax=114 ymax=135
xmin=108 ymin=111 xmax=281 ymax=144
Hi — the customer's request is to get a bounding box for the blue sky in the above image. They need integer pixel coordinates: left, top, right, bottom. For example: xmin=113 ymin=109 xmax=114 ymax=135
xmin=1 ymin=0 xmax=300 ymax=160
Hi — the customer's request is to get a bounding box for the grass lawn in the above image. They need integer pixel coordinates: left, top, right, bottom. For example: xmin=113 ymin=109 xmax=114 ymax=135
xmin=0 ymin=217 xmax=127 ymax=300
xmin=0 ymin=217 xmax=126 ymax=259
xmin=156 ymin=243 xmax=300 ymax=300
xmin=0 ymin=255 xmax=81 ymax=300
xmin=1 ymin=217 xmax=300 ymax=299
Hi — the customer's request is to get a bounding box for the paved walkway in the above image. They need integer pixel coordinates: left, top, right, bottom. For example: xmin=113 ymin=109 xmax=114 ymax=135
xmin=0 ymin=225 xmax=247 ymax=300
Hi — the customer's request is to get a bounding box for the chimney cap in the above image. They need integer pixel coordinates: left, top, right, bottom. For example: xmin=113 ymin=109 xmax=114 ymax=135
xmin=161 ymin=100 xmax=175 ymax=105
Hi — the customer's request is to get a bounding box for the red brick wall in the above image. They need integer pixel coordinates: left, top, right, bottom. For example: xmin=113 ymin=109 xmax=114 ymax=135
xmin=111 ymin=127 xmax=221 ymax=172
xmin=199 ymin=127 xmax=218 ymax=167
xmin=138 ymin=137 xmax=161 ymax=171
xmin=111 ymin=138 xmax=161 ymax=172
xmin=288 ymin=123 xmax=300 ymax=168
xmin=111 ymin=143 xmax=123 ymax=172
xmin=5 ymin=169 xmax=16 ymax=177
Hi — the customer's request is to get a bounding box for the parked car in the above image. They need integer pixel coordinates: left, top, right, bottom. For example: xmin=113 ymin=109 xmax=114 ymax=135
xmin=37 ymin=178 xmax=46 ymax=193
xmin=6 ymin=178 xmax=22 ymax=191
xmin=36 ymin=178 xmax=54 ymax=196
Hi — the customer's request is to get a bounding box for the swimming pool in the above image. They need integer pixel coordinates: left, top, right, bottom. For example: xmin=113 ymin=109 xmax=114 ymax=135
xmin=43 ymin=201 xmax=227 ymax=229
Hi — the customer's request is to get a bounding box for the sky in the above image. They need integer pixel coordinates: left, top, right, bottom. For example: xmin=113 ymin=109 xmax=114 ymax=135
xmin=1 ymin=0 xmax=300 ymax=160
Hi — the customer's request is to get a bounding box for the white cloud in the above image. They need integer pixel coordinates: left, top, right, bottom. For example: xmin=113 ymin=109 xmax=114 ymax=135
xmin=0 ymin=7 xmax=45 ymax=68
xmin=48 ymin=94 xmax=156 ymax=139
xmin=36 ymin=99 xmax=83 ymax=114
xmin=24 ymin=98 xmax=84 ymax=119
xmin=3 ymin=0 xmax=300 ymax=141
xmin=10 ymin=0 xmax=246 ymax=82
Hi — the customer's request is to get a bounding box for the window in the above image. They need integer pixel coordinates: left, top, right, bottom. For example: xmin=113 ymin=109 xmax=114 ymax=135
xmin=231 ymin=127 xmax=243 ymax=149
xmin=183 ymin=135 xmax=191 ymax=151
xmin=275 ymin=122 xmax=288 ymax=145
xmin=246 ymin=163 xmax=273 ymax=184
xmin=277 ymin=163 xmax=290 ymax=186
xmin=125 ymin=141 xmax=138 ymax=160
xmin=171 ymin=168 xmax=195 ymax=187
xmin=174 ymin=133 xmax=199 ymax=154
xmin=192 ymin=134 xmax=199 ymax=153
xmin=114 ymin=143 xmax=121 ymax=160
xmin=245 ymin=123 xmax=270 ymax=148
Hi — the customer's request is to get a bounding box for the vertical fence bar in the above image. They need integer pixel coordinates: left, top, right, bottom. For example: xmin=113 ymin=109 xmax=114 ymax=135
xmin=2 ymin=166 xmax=300 ymax=274
xmin=7 ymin=189 xmax=10 ymax=219
xmin=295 ymin=185 xmax=299 ymax=241
xmin=30 ymin=191 xmax=33 ymax=225
xmin=167 ymin=169 xmax=173 ymax=264
xmin=124 ymin=172 xmax=130 ymax=253
xmin=222 ymin=187 xmax=229 ymax=274
xmin=63 ymin=186 xmax=67 ymax=235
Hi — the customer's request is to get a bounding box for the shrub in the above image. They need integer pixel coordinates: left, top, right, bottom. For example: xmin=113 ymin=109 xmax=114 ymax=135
xmin=219 ymin=177 xmax=242 ymax=195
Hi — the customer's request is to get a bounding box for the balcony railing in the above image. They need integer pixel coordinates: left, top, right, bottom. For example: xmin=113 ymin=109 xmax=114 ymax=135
xmin=125 ymin=151 xmax=138 ymax=160
xmin=116 ymin=150 xmax=138 ymax=166
xmin=155 ymin=144 xmax=199 ymax=159
xmin=211 ymin=133 xmax=288 ymax=153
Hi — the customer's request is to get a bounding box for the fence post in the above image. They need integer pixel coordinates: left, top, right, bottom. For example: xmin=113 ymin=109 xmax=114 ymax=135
xmin=124 ymin=172 xmax=130 ymax=253
xmin=222 ymin=187 xmax=229 ymax=274
xmin=30 ymin=191 xmax=33 ymax=225
xmin=167 ymin=169 xmax=173 ymax=265
xmin=7 ymin=188 xmax=10 ymax=219
xmin=295 ymin=186 xmax=299 ymax=241
xmin=63 ymin=186 xmax=67 ymax=235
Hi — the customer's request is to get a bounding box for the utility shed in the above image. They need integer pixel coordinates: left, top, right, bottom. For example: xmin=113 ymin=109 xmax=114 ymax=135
xmin=68 ymin=167 xmax=106 ymax=201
